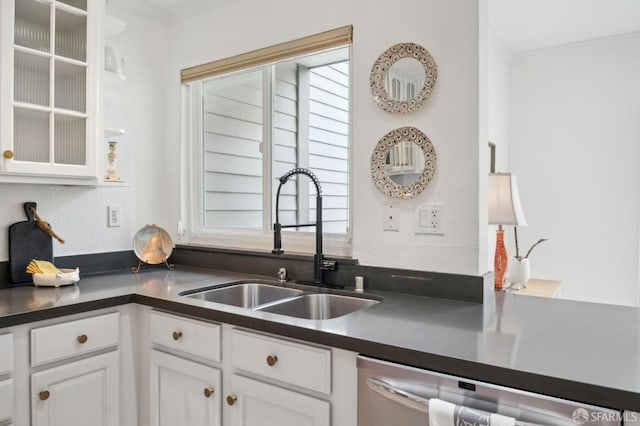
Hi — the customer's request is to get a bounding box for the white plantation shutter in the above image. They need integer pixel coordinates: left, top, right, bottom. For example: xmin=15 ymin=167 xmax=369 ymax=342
xmin=183 ymin=27 xmax=352 ymax=254
xmin=202 ymin=59 xmax=349 ymax=233
xmin=307 ymin=62 xmax=349 ymax=234
xmin=273 ymin=64 xmax=299 ymax=226
xmin=203 ymin=70 xmax=264 ymax=228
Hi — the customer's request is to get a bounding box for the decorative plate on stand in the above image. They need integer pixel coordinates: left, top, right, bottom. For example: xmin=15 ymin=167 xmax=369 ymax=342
xmin=132 ymin=225 xmax=175 ymax=272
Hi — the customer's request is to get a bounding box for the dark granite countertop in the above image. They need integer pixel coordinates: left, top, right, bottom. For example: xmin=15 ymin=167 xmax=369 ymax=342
xmin=0 ymin=266 xmax=638 ymax=412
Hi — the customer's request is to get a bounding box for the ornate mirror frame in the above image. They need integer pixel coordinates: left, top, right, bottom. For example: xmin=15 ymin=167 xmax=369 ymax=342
xmin=371 ymin=127 xmax=437 ymax=199
xmin=369 ymin=42 xmax=438 ymax=113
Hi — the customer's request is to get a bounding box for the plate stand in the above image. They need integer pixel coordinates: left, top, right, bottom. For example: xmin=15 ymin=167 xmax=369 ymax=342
xmin=131 ymin=259 xmax=175 ymax=273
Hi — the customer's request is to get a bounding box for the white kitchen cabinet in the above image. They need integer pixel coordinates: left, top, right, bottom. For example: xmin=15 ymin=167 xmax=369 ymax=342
xmin=148 ymin=310 xmax=223 ymax=426
xmin=149 ymin=310 xmax=221 ymax=362
xmin=0 ymin=379 xmax=13 ymax=423
xmin=231 ymin=328 xmax=331 ymax=394
xmin=2 ymin=305 xmax=354 ymax=426
xmin=227 ymin=328 xmax=340 ymax=426
xmin=31 ymin=311 xmax=119 ymax=366
xmin=145 ymin=308 xmax=356 ymax=426
xmin=0 ymin=333 xmax=14 ymax=424
xmin=29 ymin=312 xmax=121 ymax=426
xmin=226 ymin=374 xmax=330 ymax=426
xmin=31 ymin=350 xmax=119 ymax=426
xmin=0 ymin=0 xmax=102 ymax=183
xmin=0 ymin=333 xmax=14 ymax=375
xmin=149 ymin=350 xmax=221 ymax=426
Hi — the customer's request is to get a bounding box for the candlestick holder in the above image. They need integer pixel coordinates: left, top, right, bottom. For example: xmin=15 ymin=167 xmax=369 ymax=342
xmin=105 ymin=140 xmax=120 ymax=182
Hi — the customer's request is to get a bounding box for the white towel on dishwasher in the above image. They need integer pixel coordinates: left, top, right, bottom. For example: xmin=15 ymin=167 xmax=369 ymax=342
xmin=428 ymin=398 xmax=516 ymax=426
xmin=429 ymin=399 xmax=456 ymax=426
xmin=489 ymin=412 xmax=517 ymax=426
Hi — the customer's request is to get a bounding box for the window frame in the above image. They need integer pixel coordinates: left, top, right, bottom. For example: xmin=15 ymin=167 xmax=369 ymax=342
xmin=179 ymin=28 xmax=353 ymax=257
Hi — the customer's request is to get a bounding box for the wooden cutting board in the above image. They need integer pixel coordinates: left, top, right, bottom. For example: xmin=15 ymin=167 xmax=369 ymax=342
xmin=9 ymin=202 xmax=53 ymax=284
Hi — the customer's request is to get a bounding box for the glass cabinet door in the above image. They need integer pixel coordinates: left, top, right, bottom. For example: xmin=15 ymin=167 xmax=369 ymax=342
xmin=1 ymin=0 xmax=97 ymax=180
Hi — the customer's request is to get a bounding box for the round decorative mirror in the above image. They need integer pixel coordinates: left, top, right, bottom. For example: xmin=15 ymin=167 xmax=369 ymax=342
xmin=370 ymin=43 xmax=438 ymax=113
xmin=371 ymin=127 xmax=436 ymax=199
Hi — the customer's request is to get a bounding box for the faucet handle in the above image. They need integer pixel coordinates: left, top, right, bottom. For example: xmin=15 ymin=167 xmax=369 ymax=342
xmin=320 ymin=259 xmax=337 ymax=271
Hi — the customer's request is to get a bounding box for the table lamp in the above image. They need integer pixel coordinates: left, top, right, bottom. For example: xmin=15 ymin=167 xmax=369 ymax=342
xmin=488 ymin=173 xmax=527 ymax=290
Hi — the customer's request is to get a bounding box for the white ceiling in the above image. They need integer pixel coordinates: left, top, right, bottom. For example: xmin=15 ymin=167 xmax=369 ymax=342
xmin=489 ymin=0 xmax=640 ymax=53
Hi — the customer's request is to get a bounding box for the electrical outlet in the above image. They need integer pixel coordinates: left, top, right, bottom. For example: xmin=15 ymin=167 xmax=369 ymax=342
xmin=383 ymin=204 xmax=399 ymax=231
xmin=415 ymin=203 xmax=444 ymax=235
xmin=108 ymin=205 xmax=121 ymax=227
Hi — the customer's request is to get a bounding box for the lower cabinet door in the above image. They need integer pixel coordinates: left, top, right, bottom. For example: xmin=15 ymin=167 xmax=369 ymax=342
xmin=149 ymin=350 xmax=221 ymax=426
xmin=31 ymin=351 xmax=120 ymax=426
xmin=0 ymin=378 xmax=13 ymax=423
xmin=227 ymin=374 xmax=330 ymax=426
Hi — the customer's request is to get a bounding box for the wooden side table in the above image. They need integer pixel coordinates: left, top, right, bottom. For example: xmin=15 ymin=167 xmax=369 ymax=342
xmin=510 ymin=279 xmax=561 ymax=298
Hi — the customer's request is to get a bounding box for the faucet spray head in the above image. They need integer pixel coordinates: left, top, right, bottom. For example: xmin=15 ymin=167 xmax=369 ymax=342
xmin=272 ymin=222 xmax=284 ymax=255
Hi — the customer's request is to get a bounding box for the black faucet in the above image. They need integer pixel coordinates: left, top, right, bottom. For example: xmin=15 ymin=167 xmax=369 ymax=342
xmin=272 ymin=168 xmax=337 ymax=286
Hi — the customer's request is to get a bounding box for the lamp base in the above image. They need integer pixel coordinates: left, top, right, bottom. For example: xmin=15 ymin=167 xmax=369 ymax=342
xmin=494 ymin=228 xmax=508 ymax=291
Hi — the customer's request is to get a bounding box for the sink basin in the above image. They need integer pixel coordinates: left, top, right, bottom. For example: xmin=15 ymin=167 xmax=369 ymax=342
xmin=255 ymin=293 xmax=379 ymax=320
xmin=182 ymin=283 xmax=303 ymax=308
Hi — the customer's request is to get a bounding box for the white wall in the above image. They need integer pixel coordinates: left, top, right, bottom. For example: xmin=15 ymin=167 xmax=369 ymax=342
xmin=508 ymin=34 xmax=640 ymax=306
xmin=488 ymin=27 xmax=510 ymax=172
xmin=487 ymin=25 xmax=515 ymax=271
xmin=164 ymin=0 xmax=485 ymax=275
xmin=104 ymin=7 xmax=172 ymax=235
xmin=0 ymin=184 xmax=133 ymax=259
xmin=1 ymin=0 xmax=488 ymax=277
xmin=0 ymin=7 xmax=168 ymax=262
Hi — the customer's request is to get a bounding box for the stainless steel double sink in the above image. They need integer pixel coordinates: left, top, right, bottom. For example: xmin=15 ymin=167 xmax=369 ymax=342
xmin=180 ymin=281 xmax=379 ymax=320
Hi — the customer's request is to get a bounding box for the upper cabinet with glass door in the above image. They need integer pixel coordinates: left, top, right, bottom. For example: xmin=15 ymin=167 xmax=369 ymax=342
xmin=0 ymin=0 xmax=101 ymax=183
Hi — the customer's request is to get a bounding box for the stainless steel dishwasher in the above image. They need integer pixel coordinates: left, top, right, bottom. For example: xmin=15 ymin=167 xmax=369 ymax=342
xmin=358 ymin=356 xmax=622 ymax=426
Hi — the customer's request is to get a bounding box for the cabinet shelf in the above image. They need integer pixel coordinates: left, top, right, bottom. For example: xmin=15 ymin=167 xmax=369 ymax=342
xmin=104 ymin=128 xmax=126 ymax=138
xmin=13 ymin=45 xmax=50 ymax=58
xmin=104 ymin=14 xmax=126 ymax=36
xmin=13 ymin=45 xmax=89 ymax=67
xmin=13 ymin=102 xmax=89 ymax=119
xmin=99 ymin=180 xmax=129 ymax=187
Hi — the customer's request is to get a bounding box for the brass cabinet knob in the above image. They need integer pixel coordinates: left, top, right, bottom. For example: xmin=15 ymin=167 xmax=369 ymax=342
xmin=226 ymin=395 xmax=237 ymax=406
xmin=203 ymin=387 xmax=214 ymax=398
xmin=77 ymin=334 xmax=88 ymax=344
xmin=39 ymin=390 xmax=50 ymax=401
xmin=3 ymin=150 xmax=13 ymax=159
xmin=266 ymin=355 xmax=278 ymax=366
xmin=172 ymin=331 xmax=182 ymax=341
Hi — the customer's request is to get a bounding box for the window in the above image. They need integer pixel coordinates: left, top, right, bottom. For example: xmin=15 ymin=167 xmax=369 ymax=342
xmin=181 ymin=27 xmax=351 ymax=256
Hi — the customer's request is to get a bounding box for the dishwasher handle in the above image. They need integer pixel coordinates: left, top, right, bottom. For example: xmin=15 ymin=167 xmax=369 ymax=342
xmin=366 ymin=377 xmax=544 ymax=426
xmin=366 ymin=377 xmax=430 ymax=414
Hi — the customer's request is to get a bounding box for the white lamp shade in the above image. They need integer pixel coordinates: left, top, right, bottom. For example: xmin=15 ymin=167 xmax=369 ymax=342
xmin=488 ymin=173 xmax=527 ymax=226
